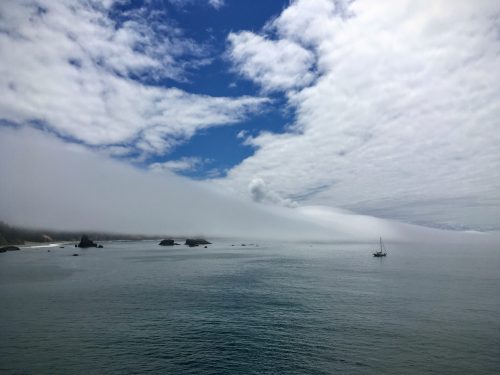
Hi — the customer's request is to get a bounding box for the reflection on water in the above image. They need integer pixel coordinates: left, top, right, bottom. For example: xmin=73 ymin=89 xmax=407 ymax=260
xmin=1 ymin=240 xmax=499 ymax=374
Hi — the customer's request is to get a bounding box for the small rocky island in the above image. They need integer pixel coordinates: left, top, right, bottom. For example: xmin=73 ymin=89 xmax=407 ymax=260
xmin=77 ymin=235 xmax=101 ymax=248
xmin=159 ymin=238 xmax=211 ymax=247
xmin=185 ymin=239 xmax=211 ymax=247
xmin=159 ymin=239 xmax=180 ymax=246
xmin=0 ymin=245 xmax=20 ymax=253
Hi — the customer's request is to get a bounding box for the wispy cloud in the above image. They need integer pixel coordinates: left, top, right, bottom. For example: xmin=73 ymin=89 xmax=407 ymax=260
xmin=0 ymin=0 xmax=266 ymax=158
xmin=168 ymin=0 xmax=226 ymax=10
xmin=149 ymin=157 xmax=211 ymax=173
xmin=208 ymin=0 xmax=225 ymax=9
xmin=222 ymin=0 xmax=500 ymax=230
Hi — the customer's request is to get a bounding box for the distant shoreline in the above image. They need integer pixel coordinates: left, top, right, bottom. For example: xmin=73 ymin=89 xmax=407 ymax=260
xmin=0 ymin=221 xmax=164 ymax=247
xmin=21 ymin=241 xmax=73 ymax=248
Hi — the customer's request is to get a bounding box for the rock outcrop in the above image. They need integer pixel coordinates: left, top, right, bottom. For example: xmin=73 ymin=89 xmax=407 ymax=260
xmin=0 ymin=245 xmax=20 ymax=253
xmin=185 ymin=239 xmax=211 ymax=247
xmin=159 ymin=239 xmax=175 ymax=246
xmin=77 ymin=235 xmax=98 ymax=248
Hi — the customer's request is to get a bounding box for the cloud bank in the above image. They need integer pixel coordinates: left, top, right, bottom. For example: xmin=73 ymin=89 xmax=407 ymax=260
xmin=2 ymin=127 xmax=497 ymax=244
xmin=223 ymin=0 xmax=500 ymax=230
xmin=0 ymin=127 xmax=325 ymax=240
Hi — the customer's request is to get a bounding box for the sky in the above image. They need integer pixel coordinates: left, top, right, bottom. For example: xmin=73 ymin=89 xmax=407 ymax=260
xmin=0 ymin=0 xmax=499 ymax=234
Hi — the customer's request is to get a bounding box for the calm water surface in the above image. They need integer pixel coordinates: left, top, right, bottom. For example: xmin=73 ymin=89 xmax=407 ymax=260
xmin=1 ymin=240 xmax=499 ymax=374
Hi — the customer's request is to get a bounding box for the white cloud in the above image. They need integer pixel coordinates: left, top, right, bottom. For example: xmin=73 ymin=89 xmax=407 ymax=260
xmin=221 ymin=0 xmax=500 ymax=230
xmin=248 ymin=178 xmax=298 ymax=208
xmin=0 ymin=0 xmax=266 ymax=157
xmin=267 ymin=0 xmax=340 ymax=48
xmin=168 ymin=0 xmax=225 ymax=10
xmin=227 ymin=31 xmax=316 ymax=92
xmin=236 ymin=130 xmax=247 ymax=139
xmin=208 ymin=0 xmax=225 ymax=9
xmin=149 ymin=157 xmax=210 ymax=173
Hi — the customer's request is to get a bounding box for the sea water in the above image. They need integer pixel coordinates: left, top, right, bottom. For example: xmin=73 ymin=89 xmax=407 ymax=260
xmin=0 ymin=240 xmax=499 ymax=374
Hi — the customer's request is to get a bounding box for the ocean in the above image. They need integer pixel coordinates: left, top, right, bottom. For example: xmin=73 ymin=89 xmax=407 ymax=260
xmin=1 ymin=240 xmax=499 ymax=374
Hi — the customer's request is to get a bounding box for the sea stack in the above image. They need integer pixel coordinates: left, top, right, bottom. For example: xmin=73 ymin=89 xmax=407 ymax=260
xmin=0 ymin=245 xmax=21 ymax=253
xmin=77 ymin=235 xmax=98 ymax=248
xmin=185 ymin=239 xmax=211 ymax=247
xmin=159 ymin=239 xmax=175 ymax=246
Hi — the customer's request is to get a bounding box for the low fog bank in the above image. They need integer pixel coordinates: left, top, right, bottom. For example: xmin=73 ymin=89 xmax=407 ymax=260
xmin=0 ymin=127 xmax=330 ymax=241
xmin=295 ymin=206 xmax=500 ymax=245
xmin=0 ymin=127 xmax=496 ymax=244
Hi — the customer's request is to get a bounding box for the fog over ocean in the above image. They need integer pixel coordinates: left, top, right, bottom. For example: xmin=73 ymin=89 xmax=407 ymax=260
xmin=1 ymin=127 xmax=496 ymax=244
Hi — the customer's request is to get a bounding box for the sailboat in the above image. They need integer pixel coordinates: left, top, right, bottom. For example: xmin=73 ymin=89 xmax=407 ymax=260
xmin=373 ymin=237 xmax=387 ymax=257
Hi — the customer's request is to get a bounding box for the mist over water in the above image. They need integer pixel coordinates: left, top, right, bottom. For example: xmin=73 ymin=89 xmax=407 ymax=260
xmin=1 ymin=126 xmax=496 ymax=244
xmin=1 ymin=240 xmax=499 ymax=374
xmin=0 ymin=127 xmax=327 ymax=240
